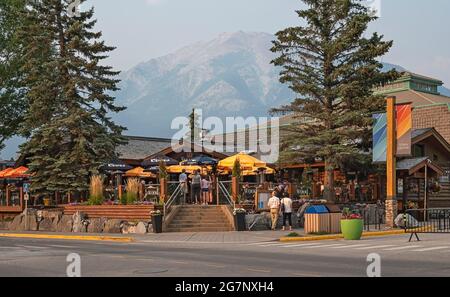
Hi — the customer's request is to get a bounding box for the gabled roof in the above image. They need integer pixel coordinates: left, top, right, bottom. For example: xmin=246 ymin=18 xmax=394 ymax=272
xmin=412 ymin=128 xmax=450 ymax=154
xmin=397 ymin=157 xmax=444 ymax=176
xmin=116 ymin=136 xmax=172 ymax=161
xmin=145 ymin=141 xmax=230 ymax=161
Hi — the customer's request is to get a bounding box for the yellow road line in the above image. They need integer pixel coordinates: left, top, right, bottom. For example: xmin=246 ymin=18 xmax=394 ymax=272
xmin=0 ymin=233 xmax=133 ymax=242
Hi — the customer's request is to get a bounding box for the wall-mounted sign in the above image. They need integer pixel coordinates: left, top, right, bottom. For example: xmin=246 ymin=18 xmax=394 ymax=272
xmin=373 ymin=113 xmax=387 ymax=163
xmin=396 ymin=104 xmax=412 ymax=157
xmin=255 ymin=190 xmax=271 ymax=211
xmin=372 ymin=103 xmax=412 ymax=163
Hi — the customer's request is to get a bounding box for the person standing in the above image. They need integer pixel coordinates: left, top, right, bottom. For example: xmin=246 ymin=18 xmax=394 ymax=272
xmin=191 ymin=170 xmax=201 ymax=204
xmin=280 ymin=192 xmax=293 ymax=231
xmin=267 ymin=191 xmax=280 ymax=231
xmin=179 ymin=169 xmax=188 ymax=204
xmin=201 ymin=175 xmax=210 ymax=205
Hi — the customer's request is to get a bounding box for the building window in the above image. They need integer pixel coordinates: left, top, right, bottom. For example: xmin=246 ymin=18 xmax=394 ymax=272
xmin=413 ymin=144 xmax=425 ymax=158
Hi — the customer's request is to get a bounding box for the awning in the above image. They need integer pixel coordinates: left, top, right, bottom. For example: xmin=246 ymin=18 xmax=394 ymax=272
xmin=0 ymin=168 xmax=14 ymax=178
xmin=182 ymin=155 xmax=218 ymax=166
xmin=99 ymin=160 xmax=133 ymax=172
xmin=141 ymin=154 xmax=178 ymax=167
xmin=2 ymin=166 xmax=30 ymax=178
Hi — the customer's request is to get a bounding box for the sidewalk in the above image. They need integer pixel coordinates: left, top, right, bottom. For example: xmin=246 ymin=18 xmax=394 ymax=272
xmin=0 ymin=228 xmax=406 ymax=244
xmin=0 ymin=229 xmax=296 ymax=243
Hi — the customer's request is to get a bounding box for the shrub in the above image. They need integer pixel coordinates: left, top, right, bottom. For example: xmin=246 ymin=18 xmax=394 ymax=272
xmin=286 ymin=232 xmax=300 ymax=237
xmin=159 ymin=160 xmax=168 ymax=180
xmin=125 ymin=178 xmax=139 ymax=205
xmin=232 ymin=158 xmax=241 ymax=178
xmin=88 ymin=175 xmax=104 ymax=205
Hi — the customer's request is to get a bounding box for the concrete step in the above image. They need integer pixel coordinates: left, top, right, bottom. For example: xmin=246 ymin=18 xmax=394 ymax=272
xmin=166 ymin=227 xmax=234 ymax=232
xmin=168 ymin=223 xmax=232 ymax=228
xmin=171 ymin=219 xmax=227 ymax=224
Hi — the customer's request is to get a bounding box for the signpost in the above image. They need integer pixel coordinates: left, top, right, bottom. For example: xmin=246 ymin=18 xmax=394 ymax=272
xmin=23 ymin=183 xmax=30 ymax=231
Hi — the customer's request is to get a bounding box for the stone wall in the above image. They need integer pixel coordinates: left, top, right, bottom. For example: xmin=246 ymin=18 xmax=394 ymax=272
xmin=3 ymin=210 xmax=153 ymax=234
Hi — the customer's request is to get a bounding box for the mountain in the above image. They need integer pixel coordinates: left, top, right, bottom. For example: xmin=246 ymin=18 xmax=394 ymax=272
xmin=439 ymin=86 xmax=450 ymax=97
xmin=114 ymin=32 xmax=293 ymax=137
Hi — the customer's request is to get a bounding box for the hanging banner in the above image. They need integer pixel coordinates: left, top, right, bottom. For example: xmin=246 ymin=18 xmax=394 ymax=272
xmin=396 ymin=103 xmax=412 ymax=157
xmin=373 ymin=113 xmax=387 ymax=163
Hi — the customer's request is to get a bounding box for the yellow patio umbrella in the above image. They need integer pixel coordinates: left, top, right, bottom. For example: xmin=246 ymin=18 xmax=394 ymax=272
xmin=218 ymin=152 xmax=267 ymax=170
xmin=124 ymin=167 xmax=156 ymax=178
xmin=242 ymin=166 xmax=275 ymax=176
xmin=167 ymin=165 xmax=211 ymax=175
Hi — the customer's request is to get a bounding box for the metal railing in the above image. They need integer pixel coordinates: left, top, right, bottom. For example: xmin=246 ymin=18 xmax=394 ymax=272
xmin=405 ymin=208 xmax=450 ymax=241
xmin=163 ymin=183 xmax=182 ymax=220
xmin=218 ymin=181 xmax=235 ymax=209
xmin=361 ymin=206 xmax=385 ymax=231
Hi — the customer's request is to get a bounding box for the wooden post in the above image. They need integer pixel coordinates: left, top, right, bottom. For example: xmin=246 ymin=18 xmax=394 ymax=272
xmin=232 ymin=176 xmax=239 ymax=202
xmin=159 ymin=178 xmax=167 ymax=203
xmin=386 ymin=96 xmax=398 ymax=228
xmin=20 ymin=187 xmax=23 ymax=210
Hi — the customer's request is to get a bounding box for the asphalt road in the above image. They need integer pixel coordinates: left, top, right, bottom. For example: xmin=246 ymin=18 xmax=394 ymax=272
xmin=1 ymin=234 xmax=450 ymax=277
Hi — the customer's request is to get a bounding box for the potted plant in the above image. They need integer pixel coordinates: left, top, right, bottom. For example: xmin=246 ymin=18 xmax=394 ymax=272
xmin=233 ymin=208 xmax=247 ymax=231
xmin=340 ymin=208 xmax=364 ymax=240
xmin=150 ymin=209 xmax=163 ymax=233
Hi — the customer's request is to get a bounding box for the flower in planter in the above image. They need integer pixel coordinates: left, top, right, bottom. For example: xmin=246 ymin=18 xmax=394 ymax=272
xmin=150 ymin=210 xmax=162 ymax=216
xmin=233 ymin=208 xmax=246 ymax=215
xmin=342 ymin=207 xmax=362 ymax=220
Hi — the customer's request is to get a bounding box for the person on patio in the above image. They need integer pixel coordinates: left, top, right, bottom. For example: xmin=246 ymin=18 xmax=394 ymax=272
xmin=267 ymin=191 xmax=280 ymax=231
xmin=179 ymin=169 xmax=188 ymax=204
xmin=191 ymin=170 xmax=201 ymax=204
xmin=201 ymin=175 xmax=210 ymax=205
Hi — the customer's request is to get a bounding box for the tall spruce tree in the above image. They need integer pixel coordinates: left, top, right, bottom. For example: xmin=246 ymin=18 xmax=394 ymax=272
xmin=0 ymin=0 xmax=27 ymax=150
xmin=271 ymin=0 xmax=398 ymax=202
xmin=19 ymin=0 xmax=125 ymax=196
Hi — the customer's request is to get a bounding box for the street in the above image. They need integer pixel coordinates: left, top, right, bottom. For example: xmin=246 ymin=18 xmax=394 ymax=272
xmin=1 ymin=233 xmax=450 ymax=277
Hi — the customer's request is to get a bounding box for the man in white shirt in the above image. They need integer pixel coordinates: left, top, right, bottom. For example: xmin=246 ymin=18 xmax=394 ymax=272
xmin=179 ymin=169 xmax=188 ymax=204
xmin=280 ymin=193 xmax=293 ymax=231
xmin=267 ymin=191 xmax=280 ymax=231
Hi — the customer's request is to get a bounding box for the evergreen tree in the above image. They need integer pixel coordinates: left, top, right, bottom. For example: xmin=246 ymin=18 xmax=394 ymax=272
xmin=271 ymin=0 xmax=398 ymax=202
xmin=19 ymin=0 xmax=126 ymax=196
xmin=0 ymin=0 xmax=27 ymax=150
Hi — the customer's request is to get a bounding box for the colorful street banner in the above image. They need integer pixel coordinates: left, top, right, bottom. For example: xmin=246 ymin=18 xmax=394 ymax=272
xmin=373 ymin=113 xmax=387 ymax=163
xmin=396 ymin=103 xmax=412 ymax=157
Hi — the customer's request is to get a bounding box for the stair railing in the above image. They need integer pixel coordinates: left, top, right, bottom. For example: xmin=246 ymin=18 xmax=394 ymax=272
xmin=163 ymin=182 xmax=181 ymax=221
xmin=218 ymin=181 xmax=235 ymax=210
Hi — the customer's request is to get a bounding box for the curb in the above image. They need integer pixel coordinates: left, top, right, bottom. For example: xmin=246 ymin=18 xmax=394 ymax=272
xmin=279 ymin=229 xmax=405 ymax=242
xmin=0 ymin=233 xmax=134 ymax=242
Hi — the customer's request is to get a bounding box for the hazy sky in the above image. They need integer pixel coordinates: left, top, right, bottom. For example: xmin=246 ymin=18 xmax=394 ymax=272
xmin=88 ymin=0 xmax=450 ymax=86
xmin=1 ymin=0 xmax=450 ymax=159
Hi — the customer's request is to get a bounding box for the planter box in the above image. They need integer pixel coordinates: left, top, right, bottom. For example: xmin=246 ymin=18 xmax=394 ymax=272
xmin=341 ymin=219 xmax=364 ymax=240
xmin=234 ymin=212 xmax=246 ymax=231
xmin=151 ymin=215 xmax=163 ymax=233
xmin=305 ymin=213 xmax=342 ymax=234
